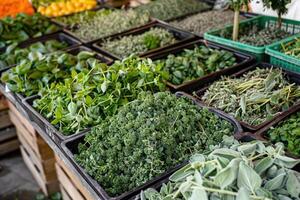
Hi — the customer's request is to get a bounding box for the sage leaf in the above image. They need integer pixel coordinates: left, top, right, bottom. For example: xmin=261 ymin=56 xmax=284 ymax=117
xmin=286 ymin=171 xmax=300 ymax=198
xmin=275 ymin=155 xmax=300 ymax=168
xmin=236 ymin=187 xmax=250 ymax=200
xmin=264 ymin=172 xmax=286 ymax=191
xmin=190 ymin=188 xmax=208 ymax=200
xmin=254 ymin=157 xmax=274 ymax=175
xmin=214 ymin=158 xmax=240 ymax=189
xmin=237 ymin=142 xmax=257 ymax=156
xmin=237 ymin=161 xmax=262 ymax=193
xmin=169 ymin=164 xmax=193 ymax=182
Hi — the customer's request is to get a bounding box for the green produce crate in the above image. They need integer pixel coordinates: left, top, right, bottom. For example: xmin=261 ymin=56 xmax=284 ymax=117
xmin=266 ymin=33 xmax=300 ymax=73
xmin=204 ymin=16 xmax=300 ymax=61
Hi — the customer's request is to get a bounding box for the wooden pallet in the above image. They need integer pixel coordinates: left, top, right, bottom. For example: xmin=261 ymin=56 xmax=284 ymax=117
xmin=8 ymin=102 xmax=59 ymax=196
xmin=0 ymin=109 xmax=12 ymax=129
xmin=0 ymin=95 xmax=8 ymax=111
xmin=56 ymin=156 xmax=94 ymax=200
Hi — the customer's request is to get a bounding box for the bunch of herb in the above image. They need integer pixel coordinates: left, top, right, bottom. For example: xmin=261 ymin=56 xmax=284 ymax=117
xmin=135 ymin=0 xmax=211 ymax=21
xmin=200 ymin=67 xmax=300 ymax=126
xmin=70 ymin=9 xmax=150 ymax=41
xmin=171 ymin=10 xmax=245 ymax=36
xmin=0 ymin=40 xmax=68 ymax=70
xmin=54 ymin=9 xmax=112 ymax=28
xmin=281 ymin=37 xmax=300 ymax=58
xmin=101 ymin=27 xmax=177 ymax=58
xmin=219 ymin=25 xmax=291 ymax=46
xmin=267 ymin=111 xmax=300 ymax=156
xmin=155 ymin=45 xmax=237 ymax=85
xmin=1 ymin=51 xmax=97 ymax=97
xmin=33 ymin=56 xmax=167 ymax=135
xmin=0 ymin=13 xmax=59 ymax=48
xmin=75 ymin=91 xmax=234 ymax=196
xmin=141 ymin=139 xmax=300 ymax=200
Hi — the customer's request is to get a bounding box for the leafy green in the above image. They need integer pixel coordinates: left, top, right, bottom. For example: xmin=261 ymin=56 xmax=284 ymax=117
xmin=69 ymin=9 xmax=150 ymax=41
xmin=141 ymin=138 xmax=300 ymax=200
xmin=1 ymin=51 xmax=97 ymax=97
xmin=156 ymin=45 xmax=236 ymax=85
xmin=135 ymin=0 xmax=211 ymax=21
xmin=200 ymin=67 xmax=300 ymax=126
xmin=267 ymin=111 xmax=300 ymax=156
xmin=33 ymin=56 xmax=167 ymax=135
xmin=0 ymin=13 xmax=59 ymax=48
xmin=75 ymin=91 xmax=234 ymax=196
xmin=0 ymin=40 xmax=68 ymax=70
xmin=280 ymin=36 xmax=300 ymax=58
xmin=101 ymin=27 xmax=177 ymax=58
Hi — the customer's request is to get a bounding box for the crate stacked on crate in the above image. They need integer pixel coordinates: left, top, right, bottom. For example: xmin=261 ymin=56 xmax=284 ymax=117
xmin=55 ymin=156 xmax=94 ymax=200
xmin=7 ymin=101 xmax=59 ymax=196
xmin=0 ymin=94 xmax=17 ymax=156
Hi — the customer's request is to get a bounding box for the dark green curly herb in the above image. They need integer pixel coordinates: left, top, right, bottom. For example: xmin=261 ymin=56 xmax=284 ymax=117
xmin=268 ymin=111 xmax=300 ymax=156
xmin=76 ymin=91 xmax=234 ymax=196
xmin=155 ymin=45 xmax=236 ymax=85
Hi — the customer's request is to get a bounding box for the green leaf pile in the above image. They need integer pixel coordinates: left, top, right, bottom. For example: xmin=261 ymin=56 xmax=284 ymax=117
xmin=280 ymin=36 xmax=300 ymax=59
xmin=268 ymin=111 xmax=300 ymax=156
xmin=155 ymin=45 xmax=236 ymax=85
xmin=1 ymin=51 xmax=97 ymax=97
xmin=75 ymin=91 xmax=234 ymax=196
xmin=33 ymin=56 xmax=167 ymax=135
xmin=201 ymin=67 xmax=300 ymax=126
xmin=0 ymin=13 xmax=59 ymax=48
xmin=0 ymin=39 xmax=68 ymax=70
xmin=135 ymin=0 xmax=211 ymax=21
xmin=69 ymin=9 xmax=150 ymax=41
xmin=141 ymin=139 xmax=300 ymax=199
xmin=101 ymin=27 xmax=177 ymax=59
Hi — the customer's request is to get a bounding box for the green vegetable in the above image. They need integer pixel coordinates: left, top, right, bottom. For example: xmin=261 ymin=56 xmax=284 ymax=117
xmin=101 ymin=27 xmax=177 ymax=58
xmin=0 ymin=13 xmax=59 ymax=48
xmin=33 ymin=56 xmax=167 ymax=135
xmin=135 ymin=0 xmax=211 ymax=21
xmin=200 ymin=67 xmax=300 ymax=126
xmin=0 ymin=39 xmax=68 ymax=70
xmin=75 ymin=91 xmax=234 ymax=196
xmin=156 ymin=45 xmax=236 ymax=85
xmin=1 ymin=51 xmax=97 ymax=97
xmin=141 ymin=138 xmax=300 ymax=200
xmin=268 ymin=111 xmax=300 ymax=156
xmin=171 ymin=10 xmax=246 ymax=36
xmin=68 ymin=9 xmax=150 ymax=41
xmin=280 ymin=37 xmax=300 ymax=58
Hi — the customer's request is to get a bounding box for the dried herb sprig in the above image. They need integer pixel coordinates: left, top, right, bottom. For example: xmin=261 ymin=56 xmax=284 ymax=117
xmin=200 ymin=67 xmax=300 ymax=126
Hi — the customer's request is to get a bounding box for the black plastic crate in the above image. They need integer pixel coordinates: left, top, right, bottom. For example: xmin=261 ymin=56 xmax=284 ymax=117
xmin=146 ymin=39 xmax=255 ymax=92
xmin=191 ymin=62 xmax=300 ymax=132
xmin=21 ymin=46 xmax=113 ymax=144
xmin=91 ymin=20 xmax=197 ymax=60
xmin=61 ymin=92 xmax=243 ymax=200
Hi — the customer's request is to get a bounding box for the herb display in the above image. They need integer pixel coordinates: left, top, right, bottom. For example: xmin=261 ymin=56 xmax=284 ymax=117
xmin=141 ymin=138 xmax=300 ymax=200
xmin=101 ymin=28 xmax=177 ymax=58
xmin=75 ymin=91 xmax=234 ymax=196
xmin=200 ymin=67 xmax=300 ymax=126
xmin=0 ymin=13 xmax=59 ymax=48
xmin=1 ymin=51 xmax=97 ymax=97
xmin=135 ymin=0 xmax=211 ymax=21
xmin=0 ymin=40 xmax=68 ymax=70
xmin=156 ymin=45 xmax=237 ymax=85
xmin=171 ymin=10 xmax=245 ymax=36
xmin=54 ymin=9 xmax=112 ymax=27
xmin=267 ymin=111 xmax=300 ymax=156
xmin=69 ymin=9 xmax=150 ymax=41
xmin=33 ymin=56 xmax=167 ymax=135
xmin=220 ymin=25 xmax=291 ymax=46
xmin=281 ymin=37 xmax=300 ymax=58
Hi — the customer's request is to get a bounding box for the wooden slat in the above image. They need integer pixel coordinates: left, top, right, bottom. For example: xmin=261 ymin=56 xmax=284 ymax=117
xmin=60 ymin=184 xmax=72 ymax=200
xmin=8 ymin=101 xmax=35 ymax=134
xmin=55 ymin=163 xmax=86 ymax=200
xmin=56 ymin=156 xmax=93 ymax=200
xmin=20 ymin=146 xmax=59 ymax=196
xmin=0 ymin=127 xmax=16 ymax=142
xmin=0 ymin=110 xmax=12 ymax=129
xmin=0 ymin=138 xmax=19 ymax=156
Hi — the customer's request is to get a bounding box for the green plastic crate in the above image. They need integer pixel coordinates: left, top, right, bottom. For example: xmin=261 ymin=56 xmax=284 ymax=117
xmin=266 ymin=33 xmax=300 ymax=73
xmin=204 ymin=16 xmax=300 ymax=61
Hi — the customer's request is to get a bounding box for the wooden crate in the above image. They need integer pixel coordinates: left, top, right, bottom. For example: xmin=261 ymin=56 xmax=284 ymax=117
xmin=8 ymin=102 xmax=59 ymax=196
xmin=0 ymin=109 xmax=12 ymax=129
xmin=0 ymin=95 xmax=8 ymax=111
xmin=56 ymin=156 xmax=94 ymax=200
xmin=0 ymin=127 xmax=18 ymax=156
